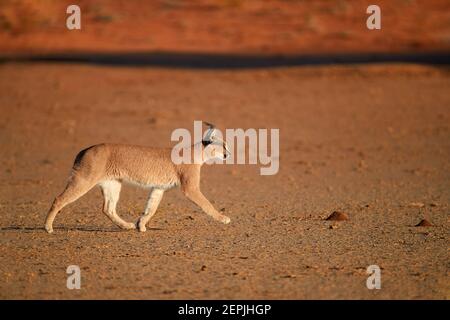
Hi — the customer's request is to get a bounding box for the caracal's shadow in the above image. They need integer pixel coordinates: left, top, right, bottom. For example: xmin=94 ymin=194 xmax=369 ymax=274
xmin=0 ymin=225 xmax=165 ymax=233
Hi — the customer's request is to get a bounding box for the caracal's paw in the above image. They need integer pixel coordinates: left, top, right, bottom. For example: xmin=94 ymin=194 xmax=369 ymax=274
xmin=137 ymin=218 xmax=147 ymax=232
xmin=45 ymin=225 xmax=54 ymax=234
xmin=121 ymin=222 xmax=137 ymax=230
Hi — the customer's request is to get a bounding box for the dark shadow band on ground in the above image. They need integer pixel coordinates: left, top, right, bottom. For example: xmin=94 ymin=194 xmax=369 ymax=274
xmin=1 ymin=51 xmax=450 ymax=69
xmin=0 ymin=225 xmax=165 ymax=233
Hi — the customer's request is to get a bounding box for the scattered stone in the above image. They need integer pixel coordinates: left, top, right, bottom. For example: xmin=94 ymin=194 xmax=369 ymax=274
xmin=254 ymin=212 xmax=264 ymax=220
xmin=358 ymin=159 xmax=368 ymax=169
xmin=329 ymin=224 xmax=338 ymax=229
xmin=409 ymin=202 xmax=425 ymax=208
xmin=429 ymin=202 xmax=439 ymax=207
xmin=162 ymin=289 xmax=176 ymax=294
xmin=325 ymin=211 xmax=349 ymax=221
xmin=415 ymin=219 xmax=432 ymax=227
xmin=200 ymin=265 xmax=207 ymax=271
xmin=280 ymin=274 xmax=297 ymax=278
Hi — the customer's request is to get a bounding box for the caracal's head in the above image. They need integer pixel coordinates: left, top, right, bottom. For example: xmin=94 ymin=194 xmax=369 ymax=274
xmin=201 ymin=122 xmax=231 ymax=162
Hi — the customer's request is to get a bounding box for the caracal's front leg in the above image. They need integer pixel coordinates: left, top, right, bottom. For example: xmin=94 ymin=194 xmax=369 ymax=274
xmin=138 ymin=188 xmax=164 ymax=232
xmin=182 ymin=187 xmax=230 ymax=224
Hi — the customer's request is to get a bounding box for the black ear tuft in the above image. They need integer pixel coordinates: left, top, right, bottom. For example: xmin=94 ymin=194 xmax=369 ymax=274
xmin=202 ymin=140 xmax=212 ymax=147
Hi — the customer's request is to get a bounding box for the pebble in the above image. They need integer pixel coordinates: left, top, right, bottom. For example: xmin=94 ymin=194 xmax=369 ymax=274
xmin=325 ymin=211 xmax=349 ymax=221
xmin=415 ymin=219 xmax=432 ymax=227
xmin=409 ymin=202 xmax=425 ymax=208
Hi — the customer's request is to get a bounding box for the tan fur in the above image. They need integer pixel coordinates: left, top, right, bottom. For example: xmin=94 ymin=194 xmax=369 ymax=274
xmin=44 ymin=142 xmax=230 ymax=233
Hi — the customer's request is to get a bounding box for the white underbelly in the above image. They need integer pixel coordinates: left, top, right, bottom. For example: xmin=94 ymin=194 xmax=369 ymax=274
xmin=121 ymin=178 xmax=179 ymax=190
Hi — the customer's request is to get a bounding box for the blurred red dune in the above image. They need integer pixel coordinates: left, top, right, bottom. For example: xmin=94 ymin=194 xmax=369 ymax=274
xmin=0 ymin=0 xmax=449 ymax=55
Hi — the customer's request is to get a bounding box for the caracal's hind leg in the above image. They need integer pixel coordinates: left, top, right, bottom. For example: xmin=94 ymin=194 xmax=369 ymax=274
xmin=100 ymin=180 xmax=135 ymax=230
xmin=45 ymin=175 xmax=96 ymax=233
xmin=138 ymin=189 xmax=164 ymax=232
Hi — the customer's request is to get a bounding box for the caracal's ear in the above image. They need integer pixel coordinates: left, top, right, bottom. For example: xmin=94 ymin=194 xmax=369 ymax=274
xmin=203 ymin=121 xmax=217 ymax=141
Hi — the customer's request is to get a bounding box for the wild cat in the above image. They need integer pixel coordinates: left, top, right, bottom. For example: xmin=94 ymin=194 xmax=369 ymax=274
xmin=44 ymin=123 xmax=231 ymax=233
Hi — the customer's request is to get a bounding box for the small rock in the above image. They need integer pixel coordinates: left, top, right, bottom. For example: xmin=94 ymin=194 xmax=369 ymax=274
xmin=254 ymin=212 xmax=264 ymax=220
xmin=280 ymin=274 xmax=297 ymax=278
xmin=429 ymin=202 xmax=438 ymax=207
xmin=415 ymin=219 xmax=432 ymax=227
xmin=41 ymin=159 xmax=52 ymax=165
xmin=148 ymin=117 xmax=157 ymax=125
xmin=358 ymin=159 xmax=368 ymax=169
xmin=329 ymin=224 xmax=338 ymax=229
xmin=409 ymin=202 xmax=425 ymax=208
xmin=325 ymin=211 xmax=349 ymax=221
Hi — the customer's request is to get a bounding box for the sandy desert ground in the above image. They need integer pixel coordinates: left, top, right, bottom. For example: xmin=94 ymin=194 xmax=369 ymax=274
xmin=0 ymin=61 xmax=448 ymax=299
